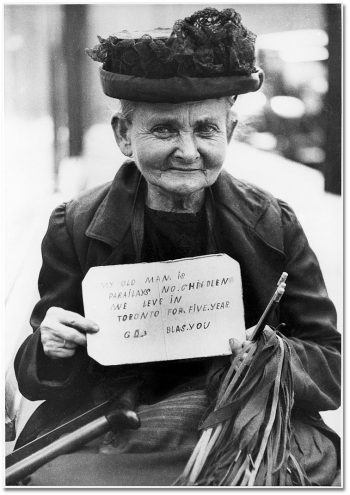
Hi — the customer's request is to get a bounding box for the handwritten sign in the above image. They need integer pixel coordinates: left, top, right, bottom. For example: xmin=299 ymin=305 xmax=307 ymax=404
xmin=83 ymin=254 xmax=245 ymax=366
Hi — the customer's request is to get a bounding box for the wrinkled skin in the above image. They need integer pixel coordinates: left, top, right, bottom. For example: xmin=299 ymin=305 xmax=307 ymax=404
xmin=112 ymin=98 xmax=236 ymax=213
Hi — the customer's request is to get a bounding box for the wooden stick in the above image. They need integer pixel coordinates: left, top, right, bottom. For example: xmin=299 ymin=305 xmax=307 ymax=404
xmin=249 ymin=272 xmax=288 ymax=341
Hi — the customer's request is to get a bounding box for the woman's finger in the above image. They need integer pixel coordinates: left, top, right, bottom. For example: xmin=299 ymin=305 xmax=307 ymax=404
xmin=44 ymin=345 xmax=76 ymax=360
xmin=40 ymin=331 xmax=77 ymax=347
xmin=245 ymin=326 xmax=255 ymax=340
xmin=242 ymin=340 xmax=254 ymax=352
xmin=229 ymin=338 xmax=244 ymax=355
xmin=45 ymin=307 xmax=99 ymax=334
xmin=61 ymin=340 xmax=78 ymax=350
xmin=41 ymin=322 xmax=87 ymax=347
xmin=246 ymin=324 xmax=274 ymax=341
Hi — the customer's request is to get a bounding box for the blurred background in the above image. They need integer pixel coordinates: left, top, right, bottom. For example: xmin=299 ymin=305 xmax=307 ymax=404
xmin=4 ymin=4 xmax=342 ymax=445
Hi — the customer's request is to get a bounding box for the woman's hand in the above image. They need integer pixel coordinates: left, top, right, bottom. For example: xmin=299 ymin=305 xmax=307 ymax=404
xmin=40 ymin=307 xmax=99 ymax=359
xmin=229 ymin=326 xmax=258 ymax=364
xmin=229 ymin=325 xmax=275 ymax=366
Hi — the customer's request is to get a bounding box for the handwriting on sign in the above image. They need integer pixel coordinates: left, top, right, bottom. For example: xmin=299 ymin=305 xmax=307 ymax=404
xmin=83 ymin=254 xmax=246 ymax=366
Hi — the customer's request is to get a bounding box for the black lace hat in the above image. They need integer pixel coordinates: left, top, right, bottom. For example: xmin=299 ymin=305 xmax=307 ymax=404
xmin=86 ymin=7 xmax=264 ymax=102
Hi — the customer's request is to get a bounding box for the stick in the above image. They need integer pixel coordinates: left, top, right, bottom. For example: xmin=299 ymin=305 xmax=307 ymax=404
xmin=249 ymin=272 xmax=288 ymax=341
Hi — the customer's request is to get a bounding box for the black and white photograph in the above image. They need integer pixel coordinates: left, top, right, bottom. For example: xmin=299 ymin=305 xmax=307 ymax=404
xmin=4 ymin=3 xmax=342 ymax=487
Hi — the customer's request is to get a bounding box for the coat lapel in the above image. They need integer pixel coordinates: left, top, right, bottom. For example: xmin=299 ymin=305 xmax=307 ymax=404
xmin=212 ymin=170 xmax=285 ymax=255
xmin=85 ymin=161 xmax=142 ymax=248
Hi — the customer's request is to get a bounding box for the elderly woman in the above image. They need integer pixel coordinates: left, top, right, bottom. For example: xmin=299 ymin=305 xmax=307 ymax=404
xmin=13 ymin=7 xmax=340 ymax=486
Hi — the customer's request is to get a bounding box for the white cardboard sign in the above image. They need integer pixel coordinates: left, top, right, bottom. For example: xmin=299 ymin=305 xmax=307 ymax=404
xmin=83 ymin=254 xmax=245 ymax=366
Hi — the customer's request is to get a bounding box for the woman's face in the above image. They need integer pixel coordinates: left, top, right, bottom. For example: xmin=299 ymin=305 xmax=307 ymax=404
xmin=119 ymin=99 xmax=233 ymax=197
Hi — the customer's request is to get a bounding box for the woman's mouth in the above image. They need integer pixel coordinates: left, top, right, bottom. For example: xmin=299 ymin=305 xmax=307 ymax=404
xmin=168 ymin=167 xmax=203 ymax=172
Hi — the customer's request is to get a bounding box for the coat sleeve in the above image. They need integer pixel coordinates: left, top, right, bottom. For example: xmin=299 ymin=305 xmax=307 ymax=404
xmin=14 ymin=202 xmax=90 ymax=401
xmin=278 ymin=200 xmax=341 ymax=412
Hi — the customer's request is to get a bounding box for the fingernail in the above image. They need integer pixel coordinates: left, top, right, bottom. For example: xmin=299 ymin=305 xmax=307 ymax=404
xmin=93 ymin=324 xmax=99 ymax=331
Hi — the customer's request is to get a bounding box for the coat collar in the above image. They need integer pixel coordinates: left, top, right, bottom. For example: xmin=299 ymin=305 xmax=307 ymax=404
xmin=213 ymin=169 xmax=271 ymax=229
xmin=85 ymin=161 xmax=272 ymax=248
xmin=85 ymin=161 xmax=142 ymax=247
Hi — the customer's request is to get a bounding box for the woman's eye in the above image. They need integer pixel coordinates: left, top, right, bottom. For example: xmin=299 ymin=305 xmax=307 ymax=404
xmin=196 ymin=124 xmax=219 ymax=136
xmin=151 ymin=125 xmax=175 ymax=137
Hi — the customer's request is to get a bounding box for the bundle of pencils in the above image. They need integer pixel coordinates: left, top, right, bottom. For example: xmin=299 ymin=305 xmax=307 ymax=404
xmin=174 ymin=273 xmax=309 ymax=486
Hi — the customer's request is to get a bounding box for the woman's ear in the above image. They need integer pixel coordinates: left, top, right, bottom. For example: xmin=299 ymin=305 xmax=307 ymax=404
xmin=111 ymin=114 xmax=133 ymax=157
xmin=226 ymin=112 xmax=238 ymax=143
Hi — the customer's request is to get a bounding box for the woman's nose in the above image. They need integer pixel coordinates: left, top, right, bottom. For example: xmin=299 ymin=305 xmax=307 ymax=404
xmin=173 ymin=133 xmax=200 ymax=163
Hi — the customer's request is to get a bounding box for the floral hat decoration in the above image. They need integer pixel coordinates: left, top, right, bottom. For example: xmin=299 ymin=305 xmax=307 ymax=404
xmin=86 ymin=7 xmax=264 ymax=103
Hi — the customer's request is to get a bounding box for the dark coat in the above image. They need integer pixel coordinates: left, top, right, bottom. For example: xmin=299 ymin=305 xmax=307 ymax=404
xmin=15 ymin=162 xmax=340 ymax=418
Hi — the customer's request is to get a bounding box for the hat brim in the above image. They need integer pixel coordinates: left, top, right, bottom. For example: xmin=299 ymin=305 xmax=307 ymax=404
xmin=100 ymin=68 xmax=264 ymax=103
